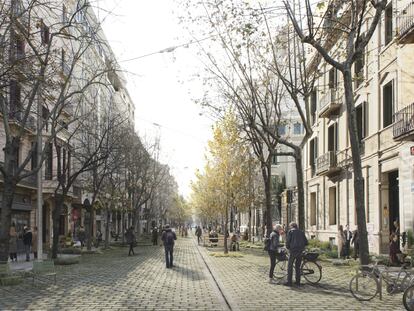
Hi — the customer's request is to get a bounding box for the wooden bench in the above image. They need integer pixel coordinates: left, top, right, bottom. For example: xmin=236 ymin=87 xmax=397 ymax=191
xmin=0 ymin=263 xmax=11 ymax=286
xmin=202 ymin=236 xmax=230 ymax=247
xmin=32 ymin=261 xmax=57 ymax=284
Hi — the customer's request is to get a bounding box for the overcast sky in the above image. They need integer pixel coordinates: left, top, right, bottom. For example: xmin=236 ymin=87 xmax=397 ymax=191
xmin=97 ymin=0 xmax=213 ymax=198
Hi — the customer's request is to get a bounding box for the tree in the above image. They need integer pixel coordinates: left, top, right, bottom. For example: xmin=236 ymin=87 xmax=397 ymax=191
xmin=283 ymin=0 xmax=387 ymax=265
xmin=0 ymin=0 xmax=117 ymax=261
xmin=191 ymin=111 xmax=256 ymax=253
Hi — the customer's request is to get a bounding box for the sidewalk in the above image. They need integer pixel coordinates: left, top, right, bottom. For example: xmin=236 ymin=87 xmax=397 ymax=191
xmin=8 ymin=252 xmax=82 ymax=271
xmin=195 ymin=238 xmax=405 ymax=311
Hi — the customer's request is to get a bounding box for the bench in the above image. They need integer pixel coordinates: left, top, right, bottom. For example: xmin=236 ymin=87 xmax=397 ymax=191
xmin=0 ymin=262 xmax=22 ymax=286
xmin=202 ymin=236 xmax=230 ymax=247
xmin=32 ymin=261 xmax=57 ymax=284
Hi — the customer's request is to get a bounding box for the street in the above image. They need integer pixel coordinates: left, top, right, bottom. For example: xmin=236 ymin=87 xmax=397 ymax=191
xmin=0 ymin=235 xmax=405 ymax=311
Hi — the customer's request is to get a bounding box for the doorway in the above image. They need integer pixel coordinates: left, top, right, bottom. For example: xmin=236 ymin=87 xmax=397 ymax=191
xmin=388 ymin=170 xmax=399 ymax=233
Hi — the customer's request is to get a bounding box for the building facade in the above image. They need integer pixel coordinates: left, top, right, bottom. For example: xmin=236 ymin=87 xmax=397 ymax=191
xmin=0 ymin=0 xmax=135 ymax=249
xmin=303 ymin=0 xmax=414 ymax=254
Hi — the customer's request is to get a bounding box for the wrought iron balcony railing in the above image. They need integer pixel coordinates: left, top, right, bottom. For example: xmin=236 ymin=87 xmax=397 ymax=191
xmin=398 ymin=1 xmax=414 ymax=44
xmin=316 ymin=151 xmax=341 ymax=177
xmin=319 ymin=89 xmax=342 ymax=118
xmin=393 ymin=102 xmax=414 ymax=140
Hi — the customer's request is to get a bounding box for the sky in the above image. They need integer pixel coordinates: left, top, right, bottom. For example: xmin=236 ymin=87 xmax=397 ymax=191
xmin=97 ymin=0 xmax=213 ymax=198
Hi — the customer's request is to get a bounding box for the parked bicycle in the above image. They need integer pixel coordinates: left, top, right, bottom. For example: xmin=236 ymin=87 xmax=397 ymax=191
xmin=349 ymin=261 xmax=414 ymax=305
xmin=403 ymin=283 xmax=414 ymax=311
xmin=273 ymin=248 xmax=322 ymax=284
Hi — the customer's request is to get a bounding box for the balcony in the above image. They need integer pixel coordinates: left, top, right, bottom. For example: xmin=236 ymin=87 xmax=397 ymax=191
xmin=398 ymin=1 xmax=414 ymax=44
xmin=319 ymin=89 xmax=342 ymax=118
xmin=393 ymin=102 xmax=414 ymax=141
xmin=315 ymin=151 xmax=341 ymax=177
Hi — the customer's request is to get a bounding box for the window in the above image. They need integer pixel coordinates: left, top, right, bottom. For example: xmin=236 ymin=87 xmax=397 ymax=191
xmin=309 ymin=137 xmax=318 ymax=176
xmin=13 ymin=140 xmax=20 ymax=172
xmin=271 ymin=153 xmax=278 ymax=165
xmin=293 ymin=123 xmax=302 ymax=135
xmin=45 ymin=143 xmax=53 ymax=180
xmin=356 ymin=102 xmax=368 ymax=143
xmin=40 ymin=21 xmax=50 ymax=45
xmin=329 ymin=186 xmax=337 ymax=225
xmin=31 ymin=142 xmax=37 ymax=171
xmin=62 ymin=148 xmax=67 ymax=184
xmin=310 ymin=88 xmax=317 ymax=125
xmin=62 ymin=4 xmax=68 ymax=24
xmin=328 ymin=67 xmax=338 ymax=89
xmin=310 ymin=192 xmax=317 ymax=226
xmin=42 ymin=106 xmax=49 ymax=131
xmin=383 ymin=80 xmax=394 ymax=128
xmin=9 ymin=80 xmax=22 ymax=120
xmin=57 ymin=145 xmax=62 ymax=181
xmin=67 ymin=150 xmax=71 ymax=181
xmin=384 ymin=4 xmax=393 ymax=46
xmin=354 ymin=43 xmax=365 ymax=88
xmin=278 ymin=124 xmax=286 ymax=136
xmin=14 ymin=34 xmax=25 ymax=59
xmin=328 ymin=123 xmax=338 ymax=152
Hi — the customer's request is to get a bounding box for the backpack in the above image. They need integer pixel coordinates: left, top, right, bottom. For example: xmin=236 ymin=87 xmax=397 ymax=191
xmin=166 ymin=231 xmax=175 ymax=245
xmin=263 ymin=237 xmax=271 ymax=251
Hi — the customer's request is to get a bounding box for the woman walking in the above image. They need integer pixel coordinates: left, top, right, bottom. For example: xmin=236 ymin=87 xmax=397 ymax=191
xmin=9 ymin=223 xmax=18 ymax=262
xmin=125 ymin=227 xmax=135 ymax=256
xmin=337 ymin=225 xmax=345 ymax=259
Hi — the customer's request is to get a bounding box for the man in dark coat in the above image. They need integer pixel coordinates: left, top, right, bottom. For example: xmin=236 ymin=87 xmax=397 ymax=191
xmin=161 ymin=224 xmax=177 ymax=268
xmin=285 ymin=222 xmax=308 ymax=286
xmin=151 ymin=227 xmax=158 ymax=246
xmin=125 ymin=227 xmax=135 ymax=256
xmin=344 ymin=225 xmax=353 ymax=259
xmin=195 ymin=226 xmax=202 ymax=245
xmin=23 ymin=226 xmax=33 ymax=262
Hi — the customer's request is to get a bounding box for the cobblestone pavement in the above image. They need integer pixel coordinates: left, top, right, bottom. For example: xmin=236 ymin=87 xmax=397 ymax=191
xmin=1 ymin=235 xmax=408 ymax=311
xmin=0 ymin=238 xmax=226 ymax=311
xmin=198 ymin=242 xmax=406 ymax=311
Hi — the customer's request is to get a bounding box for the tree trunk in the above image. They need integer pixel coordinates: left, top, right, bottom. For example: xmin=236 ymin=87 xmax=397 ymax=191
xmin=52 ymin=194 xmax=65 ymax=259
xmin=343 ymin=68 xmax=369 ymax=265
xmin=294 ymin=148 xmax=305 ymax=230
xmin=104 ymin=207 xmax=110 ymax=249
xmin=248 ymin=206 xmax=252 ymax=242
xmin=224 ymin=205 xmax=229 ymax=254
xmin=86 ymin=206 xmax=94 ymax=251
xmin=0 ymin=180 xmax=16 ymax=262
xmin=262 ymin=161 xmax=273 ymax=237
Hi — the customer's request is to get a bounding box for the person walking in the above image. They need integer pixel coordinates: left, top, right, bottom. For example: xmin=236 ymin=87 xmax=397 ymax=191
xmin=161 ymin=224 xmax=177 ymax=268
xmin=195 ymin=226 xmax=202 ymax=245
xmin=23 ymin=226 xmax=32 ymax=262
xmin=351 ymin=227 xmax=359 ymax=260
xmin=96 ymin=229 xmax=103 ymax=248
xmin=9 ymin=223 xmax=18 ymax=262
xmin=125 ymin=227 xmax=135 ymax=256
xmin=337 ymin=225 xmax=345 ymax=259
xmin=285 ymin=222 xmax=308 ymax=287
xmin=32 ymin=227 xmax=38 ymax=259
xmin=344 ymin=225 xmax=352 ymax=259
xmin=268 ymin=224 xmax=282 ymax=283
xmin=151 ymin=226 xmax=158 ymax=246
xmin=78 ymin=226 xmax=86 ymax=249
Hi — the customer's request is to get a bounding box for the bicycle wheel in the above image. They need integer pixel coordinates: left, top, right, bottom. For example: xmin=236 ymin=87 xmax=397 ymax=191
xmin=302 ymin=260 xmax=322 ymax=284
xmin=349 ymin=272 xmax=379 ymax=301
xmin=273 ymin=260 xmax=287 ymax=282
xmin=403 ymin=284 xmax=414 ymax=311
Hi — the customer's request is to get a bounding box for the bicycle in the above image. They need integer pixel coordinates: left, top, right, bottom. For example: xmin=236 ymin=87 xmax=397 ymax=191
xmin=273 ymin=248 xmax=322 ymax=284
xmin=403 ymin=283 xmax=414 ymax=311
xmin=349 ymin=261 xmax=414 ymax=302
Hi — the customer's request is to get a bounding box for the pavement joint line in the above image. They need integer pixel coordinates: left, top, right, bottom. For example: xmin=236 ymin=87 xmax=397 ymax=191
xmin=192 ymin=234 xmax=238 ymax=311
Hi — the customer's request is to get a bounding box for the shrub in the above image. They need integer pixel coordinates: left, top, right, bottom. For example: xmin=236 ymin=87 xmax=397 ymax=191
xmin=407 ymin=229 xmax=414 ymax=247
